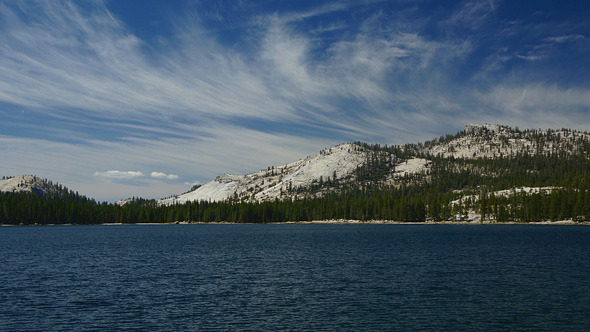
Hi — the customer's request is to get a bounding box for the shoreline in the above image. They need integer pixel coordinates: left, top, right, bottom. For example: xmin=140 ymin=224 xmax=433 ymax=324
xmin=2 ymin=220 xmax=589 ymax=226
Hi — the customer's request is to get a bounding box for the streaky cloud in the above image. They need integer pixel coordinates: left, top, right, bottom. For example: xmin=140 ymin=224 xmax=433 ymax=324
xmin=545 ymin=34 xmax=585 ymax=43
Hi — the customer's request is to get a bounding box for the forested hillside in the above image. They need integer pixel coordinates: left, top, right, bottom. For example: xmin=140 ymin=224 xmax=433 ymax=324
xmin=2 ymin=125 xmax=589 ymax=225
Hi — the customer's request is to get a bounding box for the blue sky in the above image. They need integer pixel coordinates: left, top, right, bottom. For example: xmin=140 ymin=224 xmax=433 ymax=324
xmin=1 ymin=0 xmax=589 ymax=201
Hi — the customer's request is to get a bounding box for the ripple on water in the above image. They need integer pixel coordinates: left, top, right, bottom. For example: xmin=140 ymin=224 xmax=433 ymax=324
xmin=0 ymin=224 xmax=589 ymax=331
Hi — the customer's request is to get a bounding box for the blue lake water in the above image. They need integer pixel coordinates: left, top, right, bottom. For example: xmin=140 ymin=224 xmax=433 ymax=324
xmin=1 ymin=224 xmax=589 ymax=331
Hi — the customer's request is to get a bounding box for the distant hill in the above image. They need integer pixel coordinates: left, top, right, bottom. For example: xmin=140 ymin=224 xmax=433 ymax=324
xmin=422 ymin=124 xmax=589 ymax=158
xmin=0 ymin=175 xmax=76 ymax=198
xmin=158 ymin=124 xmax=589 ymax=207
xmin=3 ymin=124 xmax=589 ymax=224
xmin=0 ymin=175 xmax=98 ymax=225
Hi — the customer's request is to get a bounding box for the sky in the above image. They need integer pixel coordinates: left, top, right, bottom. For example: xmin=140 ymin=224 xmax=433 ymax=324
xmin=1 ymin=0 xmax=589 ymax=202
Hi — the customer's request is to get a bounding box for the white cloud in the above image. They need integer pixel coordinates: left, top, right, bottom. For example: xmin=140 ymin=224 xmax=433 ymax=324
xmin=475 ymin=84 xmax=590 ymax=129
xmin=545 ymin=34 xmax=584 ymax=43
xmin=278 ymin=2 xmax=349 ymax=23
xmin=515 ymin=54 xmax=545 ymax=61
xmin=0 ymin=0 xmax=474 ymax=148
xmin=0 ymin=1 xmax=297 ymax=124
xmin=445 ymin=0 xmax=495 ymax=30
xmin=151 ymin=172 xmax=179 ymax=180
xmin=93 ymin=170 xmax=145 ymax=179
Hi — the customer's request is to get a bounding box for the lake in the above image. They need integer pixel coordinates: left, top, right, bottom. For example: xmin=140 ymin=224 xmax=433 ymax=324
xmin=1 ymin=224 xmax=589 ymax=331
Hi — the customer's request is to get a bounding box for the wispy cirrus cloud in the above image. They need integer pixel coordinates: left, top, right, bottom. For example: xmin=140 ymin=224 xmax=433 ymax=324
xmin=0 ymin=0 xmax=295 ymax=125
xmin=255 ymin=8 xmax=471 ymax=140
xmin=5 ymin=0 xmax=574 ymax=152
xmin=483 ymin=85 xmax=590 ymax=117
xmin=545 ymin=34 xmax=585 ymax=43
xmin=444 ymin=0 xmax=497 ymax=30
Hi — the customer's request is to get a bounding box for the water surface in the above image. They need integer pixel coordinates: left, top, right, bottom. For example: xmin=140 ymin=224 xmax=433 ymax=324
xmin=1 ymin=224 xmax=589 ymax=331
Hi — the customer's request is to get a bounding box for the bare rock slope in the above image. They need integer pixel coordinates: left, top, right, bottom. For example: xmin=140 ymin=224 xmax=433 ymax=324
xmin=160 ymin=143 xmax=370 ymax=204
xmin=424 ymin=124 xmax=589 ymax=158
xmin=0 ymin=175 xmax=64 ymax=197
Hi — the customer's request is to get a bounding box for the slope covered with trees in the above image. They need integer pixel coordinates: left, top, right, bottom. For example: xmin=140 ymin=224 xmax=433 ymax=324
xmin=2 ymin=125 xmax=589 ymax=225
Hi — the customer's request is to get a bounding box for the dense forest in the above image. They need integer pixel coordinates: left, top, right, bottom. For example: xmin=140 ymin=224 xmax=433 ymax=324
xmin=1 ymin=126 xmax=589 ymax=225
xmin=1 ymin=180 xmax=588 ymax=225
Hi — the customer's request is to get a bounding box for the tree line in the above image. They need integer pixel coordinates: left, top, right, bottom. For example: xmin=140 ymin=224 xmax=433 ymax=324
xmin=1 ymin=184 xmax=587 ymax=225
xmin=1 ymin=126 xmax=589 ymax=225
